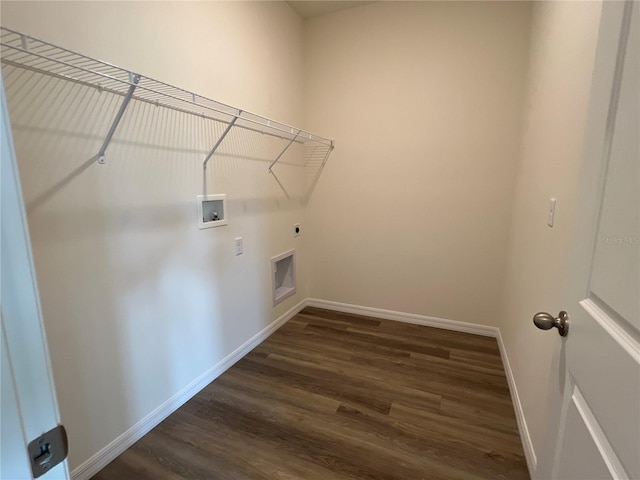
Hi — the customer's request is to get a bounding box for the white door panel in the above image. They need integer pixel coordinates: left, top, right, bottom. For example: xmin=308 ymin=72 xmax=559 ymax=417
xmin=550 ymin=2 xmax=640 ymax=479
xmin=556 ymin=395 xmax=615 ymax=480
xmin=589 ymin=2 xmax=639 ymax=326
xmin=1 ymin=323 xmax=34 ymax=479
xmin=570 ymin=301 xmax=640 ymax=478
xmin=0 ymin=74 xmax=68 ymax=478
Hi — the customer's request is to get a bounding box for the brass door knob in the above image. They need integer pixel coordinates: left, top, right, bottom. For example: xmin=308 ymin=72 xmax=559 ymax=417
xmin=533 ymin=311 xmax=569 ymax=337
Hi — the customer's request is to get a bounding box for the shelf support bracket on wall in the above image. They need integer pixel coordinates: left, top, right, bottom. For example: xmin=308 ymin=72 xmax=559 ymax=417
xmin=320 ymin=142 xmax=335 ymax=170
xmin=268 ymin=130 xmax=301 ymax=173
xmin=203 ymin=113 xmax=240 ymax=169
xmin=97 ymin=72 xmax=140 ymax=164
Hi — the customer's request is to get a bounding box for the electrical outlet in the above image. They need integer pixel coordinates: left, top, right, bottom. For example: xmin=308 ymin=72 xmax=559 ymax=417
xmin=235 ymin=237 xmax=243 ymax=256
xmin=294 ymin=223 xmax=301 ymax=237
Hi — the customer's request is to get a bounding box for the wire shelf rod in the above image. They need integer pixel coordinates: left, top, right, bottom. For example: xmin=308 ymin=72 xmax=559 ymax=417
xmin=1 ymin=57 xmax=313 ymax=146
xmin=1 ymin=42 xmax=240 ymax=124
xmin=0 ymin=27 xmax=333 ymax=148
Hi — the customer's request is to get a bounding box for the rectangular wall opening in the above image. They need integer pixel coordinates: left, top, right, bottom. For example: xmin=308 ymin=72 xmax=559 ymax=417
xmin=197 ymin=194 xmax=227 ymax=229
xmin=271 ymin=249 xmax=296 ymax=306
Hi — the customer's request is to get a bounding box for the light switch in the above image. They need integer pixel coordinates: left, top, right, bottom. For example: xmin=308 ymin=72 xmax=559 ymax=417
xmin=547 ymin=198 xmax=557 ymax=228
xmin=235 ymin=237 xmax=243 ymax=256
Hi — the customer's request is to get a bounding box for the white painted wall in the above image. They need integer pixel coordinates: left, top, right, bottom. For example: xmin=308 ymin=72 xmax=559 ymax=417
xmin=497 ymin=2 xmax=602 ymax=476
xmin=1 ymin=1 xmax=309 ymax=471
xmin=303 ymin=1 xmax=532 ymax=327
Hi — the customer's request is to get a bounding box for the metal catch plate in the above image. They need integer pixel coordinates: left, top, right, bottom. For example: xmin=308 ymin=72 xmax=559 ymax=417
xmin=28 ymin=424 xmax=68 ymax=478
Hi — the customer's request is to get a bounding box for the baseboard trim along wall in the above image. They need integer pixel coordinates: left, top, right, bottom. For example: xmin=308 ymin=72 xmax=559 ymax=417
xmin=72 ymin=297 xmax=536 ymax=479
xmin=71 ymin=299 xmax=307 ymax=480
xmin=496 ymin=330 xmax=538 ymax=477
xmin=306 ymin=298 xmax=497 ymax=337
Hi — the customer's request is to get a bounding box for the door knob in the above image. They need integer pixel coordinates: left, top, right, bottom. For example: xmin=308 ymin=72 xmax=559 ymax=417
xmin=533 ymin=311 xmax=569 ymax=337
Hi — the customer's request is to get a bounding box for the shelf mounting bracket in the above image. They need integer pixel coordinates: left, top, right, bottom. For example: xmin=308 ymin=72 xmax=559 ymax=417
xmin=203 ymin=113 xmax=240 ymax=169
xmin=268 ymin=130 xmax=301 ymax=173
xmin=97 ymin=72 xmax=140 ymax=164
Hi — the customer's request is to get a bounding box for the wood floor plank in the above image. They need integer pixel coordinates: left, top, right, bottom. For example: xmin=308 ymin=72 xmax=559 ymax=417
xmin=438 ymin=397 xmax=524 ymax=435
xmin=159 ymin=408 xmax=351 ymax=480
xmin=194 ymin=382 xmax=453 ymax=480
xmin=333 ymin=403 xmax=522 ymax=480
xmin=92 ymin=307 xmax=529 ymax=480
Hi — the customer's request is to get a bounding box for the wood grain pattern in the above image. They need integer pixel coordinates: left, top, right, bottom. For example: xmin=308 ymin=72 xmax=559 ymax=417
xmin=92 ymin=307 xmax=529 ymax=480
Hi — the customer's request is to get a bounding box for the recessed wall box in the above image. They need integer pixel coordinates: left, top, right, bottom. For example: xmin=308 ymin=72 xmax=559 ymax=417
xmin=197 ymin=194 xmax=227 ymax=229
xmin=271 ymin=249 xmax=296 ymax=306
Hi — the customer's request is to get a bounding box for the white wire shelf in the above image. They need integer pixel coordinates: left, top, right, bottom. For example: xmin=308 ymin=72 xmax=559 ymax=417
xmin=0 ymin=27 xmax=334 ymax=167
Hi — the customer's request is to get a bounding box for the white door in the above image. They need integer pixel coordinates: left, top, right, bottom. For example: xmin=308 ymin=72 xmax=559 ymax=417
xmin=543 ymin=2 xmax=639 ymax=479
xmin=0 ymin=76 xmax=69 ymax=479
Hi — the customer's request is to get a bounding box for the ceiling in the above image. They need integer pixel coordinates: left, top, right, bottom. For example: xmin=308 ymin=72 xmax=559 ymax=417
xmin=286 ymin=1 xmax=373 ymax=20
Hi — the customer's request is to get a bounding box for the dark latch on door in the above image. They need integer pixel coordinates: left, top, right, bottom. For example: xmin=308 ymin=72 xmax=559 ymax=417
xmin=28 ymin=424 xmax=68 ymax=478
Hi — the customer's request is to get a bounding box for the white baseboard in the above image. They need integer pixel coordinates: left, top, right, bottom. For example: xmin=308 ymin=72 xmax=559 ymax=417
xmin=71 ymin=299 xmax=306 ymax=480
xmin=305 ymin=298 xmax=497 ymax=337
xmin=496 ymin=330 xmax=537 ymax=477
xmin=305 ymin=298 xmax=537 ymax=476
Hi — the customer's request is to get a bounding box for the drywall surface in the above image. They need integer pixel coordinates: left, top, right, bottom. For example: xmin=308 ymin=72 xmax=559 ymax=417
xmin=1 ymin=1 xmax=310 ymax=470
xmin=303 ymin=1 xmax=532 ymax=327
xmin=498 ymin=2 xmax=602 ymax=476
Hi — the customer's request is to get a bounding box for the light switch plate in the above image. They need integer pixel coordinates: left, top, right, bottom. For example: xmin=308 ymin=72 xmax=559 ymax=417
xmin=235 ymin=237 xmax=243 ymax=256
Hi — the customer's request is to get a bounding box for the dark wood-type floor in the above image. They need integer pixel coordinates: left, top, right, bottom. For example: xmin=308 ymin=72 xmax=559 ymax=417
xmin=93 ymin=307 xmax=529 ymax=480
